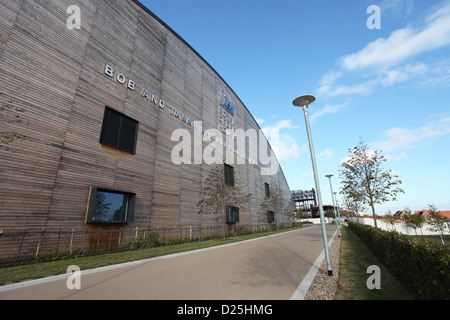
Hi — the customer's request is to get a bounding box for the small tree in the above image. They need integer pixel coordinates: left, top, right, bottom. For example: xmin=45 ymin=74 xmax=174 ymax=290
xmin=404 ymin=213 xmax=425 ymax=236
xmin=285 ymin=194 xmax=296 ymax=223
xmin=197 ymin=164 xmax=251 ymax=239
xmin=427 ymin=204 xmax=447 ymax=245
xmin=259 ymin=184 xmax=294 ymax=229
xmin=384 ymin=210 xmax=397 ymax=232
xmin=340 ymin=139 xmax=404 ymax=228
xmin=342 ymin=193 xmax=366 ymax=224
xmin=325 ymin=208 xmax=335 ymax=224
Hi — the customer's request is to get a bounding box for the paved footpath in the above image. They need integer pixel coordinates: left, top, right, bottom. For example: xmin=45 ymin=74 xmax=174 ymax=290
xmin=0 ymin=225 xmax=336 ymax=300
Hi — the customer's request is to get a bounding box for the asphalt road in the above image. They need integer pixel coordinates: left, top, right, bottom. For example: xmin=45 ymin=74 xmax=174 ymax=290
xmin=0 ymin=225 xmax=336 ymax=300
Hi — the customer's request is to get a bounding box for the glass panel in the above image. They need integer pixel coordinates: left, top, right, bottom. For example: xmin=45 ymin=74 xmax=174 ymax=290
xmin=118 ymin=115 xmax=138 ymax=153
xmin=226 ymin=206 xmax=239 ymax=223
xmin=92 ymin=190 xmax=129 ymax=222
xmin=100 ymin=108 xmax=121 ymax=148
xmin=100 ymin=107 xmax=138 ymax=154
xmin=268 ymin=211 xmax=275 ymax=223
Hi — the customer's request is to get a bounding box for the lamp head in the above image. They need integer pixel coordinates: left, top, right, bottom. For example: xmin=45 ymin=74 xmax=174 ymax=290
xmin=293 ymin=95 xmax=315 ymax=108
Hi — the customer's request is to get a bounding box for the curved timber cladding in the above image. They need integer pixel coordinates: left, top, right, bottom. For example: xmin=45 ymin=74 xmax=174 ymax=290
xmin=0 ymin=0 xmax=292 ymax=236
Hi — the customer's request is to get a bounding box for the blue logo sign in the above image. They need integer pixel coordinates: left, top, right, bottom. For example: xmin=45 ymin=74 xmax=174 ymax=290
xmin=219 ymin=89 xmax=234 ymax=116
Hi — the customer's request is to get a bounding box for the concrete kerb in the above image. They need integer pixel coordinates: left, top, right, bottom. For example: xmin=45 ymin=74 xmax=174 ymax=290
xmin=290 ymin=229 xmax=338 ymax=300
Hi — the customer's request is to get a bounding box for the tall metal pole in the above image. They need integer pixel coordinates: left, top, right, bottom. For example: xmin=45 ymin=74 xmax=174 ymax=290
xmin=299 ymin=103 xmax=333 ymax=276
xmin=326 ymin=175 xmax=340 ymax=238
xmin=334 ymin=192 xmax=342 ymax=230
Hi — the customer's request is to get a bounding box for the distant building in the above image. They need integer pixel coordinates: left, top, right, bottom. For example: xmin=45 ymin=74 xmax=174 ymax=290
xmin=292 ymin=189 xmax=316 ymax=218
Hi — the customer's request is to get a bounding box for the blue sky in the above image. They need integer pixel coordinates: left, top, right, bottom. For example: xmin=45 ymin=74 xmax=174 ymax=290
xmin=142 ymin=0 xmax=450 ymax=215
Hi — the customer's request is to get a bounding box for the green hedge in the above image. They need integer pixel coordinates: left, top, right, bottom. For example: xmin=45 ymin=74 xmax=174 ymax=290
xmin=348 ymin=222 xmax=450 ymax=300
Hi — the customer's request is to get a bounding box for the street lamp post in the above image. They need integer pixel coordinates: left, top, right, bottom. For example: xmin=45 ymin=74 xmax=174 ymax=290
xmin=293 ymin=95 xmax=333 ymax=276
xmin=334 ymin=192 xmax=342 ymax=228
xmin=325 ymin=174 xmax=340 ymax=238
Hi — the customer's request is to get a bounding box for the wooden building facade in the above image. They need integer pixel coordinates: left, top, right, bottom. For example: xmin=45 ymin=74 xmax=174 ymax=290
xmin=0 ymin=0 xmax=292 ymax=256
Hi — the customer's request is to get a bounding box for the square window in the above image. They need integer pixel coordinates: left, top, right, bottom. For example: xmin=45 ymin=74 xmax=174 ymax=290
xmin=100 ymin=107 xmax=138 ymax=154
xmin=86 ymin=187 xmax=135 ymax=223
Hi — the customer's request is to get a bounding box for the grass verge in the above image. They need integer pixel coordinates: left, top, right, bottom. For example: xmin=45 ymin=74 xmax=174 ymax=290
xmin=0 ymin=226 xmax=305 ymax=286
xmin=336 ymin=225 xmax=414 ymax=300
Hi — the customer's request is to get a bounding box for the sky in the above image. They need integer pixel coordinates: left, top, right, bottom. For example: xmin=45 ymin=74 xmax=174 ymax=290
xmin=141 ymin=0 xmax=450 ymax=215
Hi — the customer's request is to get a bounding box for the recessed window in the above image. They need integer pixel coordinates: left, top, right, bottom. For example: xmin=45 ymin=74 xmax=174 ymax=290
xmin=226 ymin=206 xmax=239 ymax=223
xmin=267 ymin=211 xmax=275 ymax=223
xmin=264 ymin=183 xmax=270 ymax=198
xmin=224 ymin=164 xmax=235 ymax=187
xmin=86 ymin=187 xmax=135 ymax=223
xmin=100 ymin=106 xmax=139 ymax=154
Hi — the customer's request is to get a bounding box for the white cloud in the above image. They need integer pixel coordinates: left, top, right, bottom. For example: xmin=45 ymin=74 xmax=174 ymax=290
xmin=373 ymin=114 xmax=450 ymax=152
xmin=378 ymin=63 xmax=428 ymax=86
xmin=379 ymin=0 xmax=415 ymax=16
xmin=271 ymin=137 xmax=299 ymax=162
xmin=255 ymin=118 xmax=265 ymax=125
xmin=416 ymin=59 xmax=450 ymax=88
xmin=310 ymin=103 xmax=346 ymax=122
xmin=340 ymin=148 xmax=377 ymax=165
xmin=318 ymin=80 xmax=376 ymax=97
xmin=319 ymin=71 xmax=342 ymax=87
xmin=385 ymin=152 xmax=409 ymax=161
xmin=341 ymin=2 xmax=450 ymax=71
xmin=317 ymin=2 xmax=450 ymax=97
xmin=317 ymin=148 xmax=333 ymax=160
xmin=317 ymin=63 xmax=429 ymax=97
xmin=261 ymin=119 xmax=298 ymax=133
xmin=261 ymin=119 xmax=301 ymax=162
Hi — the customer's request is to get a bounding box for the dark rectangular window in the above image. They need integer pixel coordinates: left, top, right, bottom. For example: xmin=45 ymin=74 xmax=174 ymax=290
xmin=224 ymin=164 xmax=235 ymax=187
xmin=265 ymin=183 xmax=270 ymax=198
xmin=86 ymin=187 xmax=135 ymax=223
xmin=100 ymin=106 xmax=138 ymax=154
xmin=226 ymin=206 xmax=240 ymax=223
xmin=267 ymin=211 xmax=275 ymax=223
